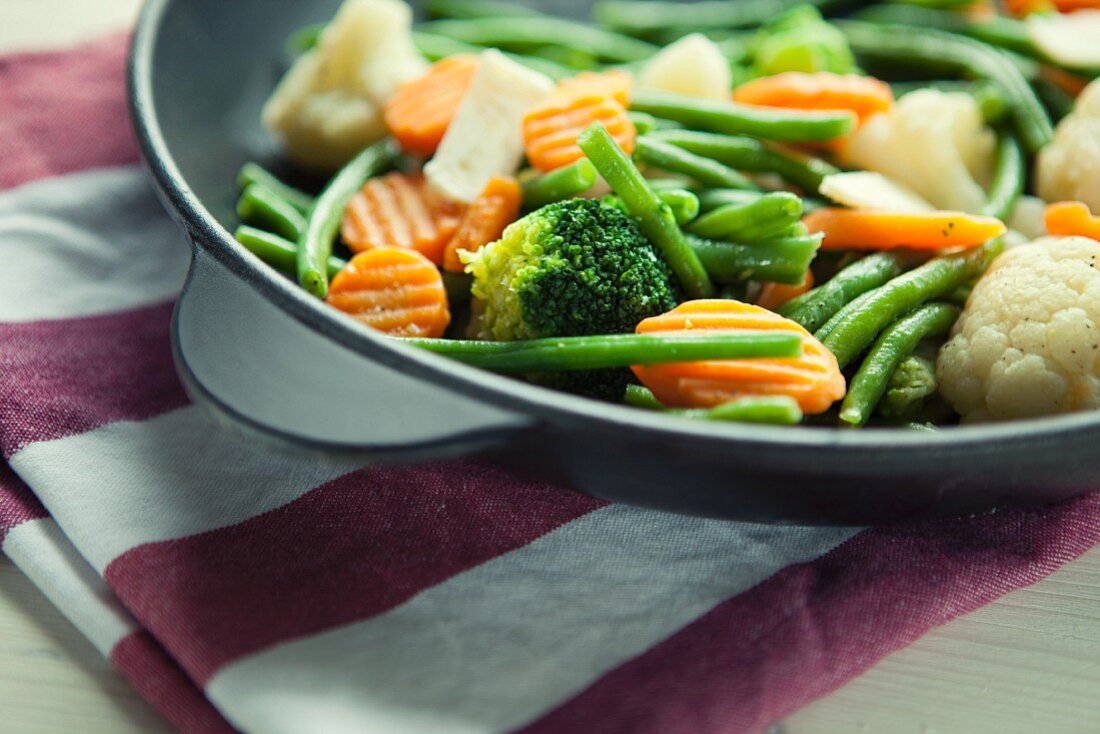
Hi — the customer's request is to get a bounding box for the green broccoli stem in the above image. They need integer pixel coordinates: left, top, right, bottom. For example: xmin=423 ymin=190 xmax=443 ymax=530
xmin=521 ymin=160 xmax=597 ymax=209
xmin=624 ymin=385 xmax=803 ymax=425
xmin=577 ymin=122 xmax=716 ymax=298
xmin=401 ymin=331 xmax=802 ymax=372
xmin=687 ymin=233 xmax=823 ymax=285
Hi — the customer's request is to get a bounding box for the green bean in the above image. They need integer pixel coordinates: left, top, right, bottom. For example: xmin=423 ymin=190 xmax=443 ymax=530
xmin=697 ymin=188 xmax=766 ymax=213
xmin=687 ymin=192 xmax=802 ymax=240
xmin=731 ymin=218 xmax=807 ymax=245
xmin=821 ymin=240 xmax=1002 ymax=368
xmin=650 ymin=129 xmax=839 ymax=193
xmin=634 ymin=136 xmax=757 ymax=190
xmin=688 ymin=233 xmax=823 ymax=285
xmin=852 ymin=6 xmax=1033 ymax=56
xmin=780 ymin=252 xmax=908 ymax=332
xmin=624 ymin=385 xmax=803 ymax=424
xmin=890 ymin=80 xmax=1010 ymax=126
xmin=628 ymin=111 xmax=658 ymax=136
xmin=237 ymin=163 xmax=314 ymax=214
xmin=981 ymin=135 xmax=1025 ymax=221
xmin=632 ymin=90 xmax=856 ymax=143
xmin=593 ymin=0 xmax=823 ymax=36
xmin=658 ymin=189 xmax=701 ymax=225
xmin=604 ymin=189 xmax=700 ymax=225
xmin=839 ymin=303 xmax=960 ymax=427
xmin=1032 ymin=78 xmax=1075 ymax=123
xmin=235 ymin=226 xmax=344 ymax=279
xmin=878 ymin=354 xmax=939 ymax=418
xmin=297 ymin=140 xmax=397 ymax=299
xmin=404 ymin=331 xmax=802 ymax=372
xmin=426 ymin=0 xmax=540 ymax=19
xmin=578 ymin=123 xmax=715 ymax=298
xmin=839 ymin=21 xmax=1053 ymax=154
xmin=624 ymin=384 xmax=666 ymax=410
xmin=813 ymin=289 xmax=875 ymax=343
xmin=412 ymin=32 xmax=574 ymax=79
xmin=529 ymin=45 xmax=600 ymax=71
xmin=237 ymin=184 xmax=306 ymax=242
xmin=521 ymin=160 xmax=598 ymax=209
xmin=416 ymin=18 xmax=658 ymax=63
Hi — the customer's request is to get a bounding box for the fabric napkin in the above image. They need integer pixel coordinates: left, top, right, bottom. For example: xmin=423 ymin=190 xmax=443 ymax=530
xmin=3 ymin=35 xmax=1100 ymax=734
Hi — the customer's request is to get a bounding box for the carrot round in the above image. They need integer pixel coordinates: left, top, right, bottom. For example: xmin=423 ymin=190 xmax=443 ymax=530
xmin=1044 ymin=201 xmax=1100 ymax=241
xmin=803 ymin=208 xmax=1006 ymax=251
xmin=443 ymin=175 xmax=522 ymax=273
xmin=384 ymin=55 xmax=480 ymax=158
xmin=523 ymin=72 xmax=636 ymax=173
xmin=326 ymin=247 xmax=451 ymax=338
xmin=631 ymin=300 xmax=845 ymax=414
xmin=556 ymin=70 xmax=633 ymax=107
xmin=756 ymin=270 xmax=814 ymax=312
xmin=733 ymin=72 xmax=894 ymax=123
xmin=341 ymin=172 xmax=466 ymax=265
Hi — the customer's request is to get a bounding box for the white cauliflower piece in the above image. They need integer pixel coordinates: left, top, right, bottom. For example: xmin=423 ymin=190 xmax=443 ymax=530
xmin=1028 ymin=11 xmax=1100 ymax=70
xmin=638 ymin=33 xmax=731 ymax=101
xmin=937 ymin=236 xmax=1100 ymax=422
xmin=819 ymin=171 xmax=934 ymax=213
xmin=425 ymin=49 xmax=554 ymax=203
xmin=1037 ymin=79 xmax=1100 ymax=213
xmin=261 ymin=0 xmax=427 ymax=172
xmin=840 ymin=89 xmax=996 ymax=214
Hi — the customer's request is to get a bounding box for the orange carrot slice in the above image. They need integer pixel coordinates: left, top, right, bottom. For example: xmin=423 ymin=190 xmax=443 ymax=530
xmin=632 ymin=300 xmax=845 ymax=414
xmin=523 ymin=72 xmax=636 ymax=173
xmin=326 ymin=247 xmax=451 ymax=338
xmin=341 ymin=172 xmax=466 ymax=265
xmin=556 ymin=70 xmax=633 ymax=107
xmin=733 ymin=72 xmax=894 ymax=123
xmin=1004 ymin=0 xmax=1097 ymax=15
xmin=443 ymin=175 xmax=522 ymax=273
xmin=1044 ymin=201 xmax=1100 ymax=240
xmin=384 ymin=55 xmax=480 ymax=158
xmin=756 ymin=270 xmax=814 ymax=312
xmin=803 ymin=208 xmax=1006 ymax=251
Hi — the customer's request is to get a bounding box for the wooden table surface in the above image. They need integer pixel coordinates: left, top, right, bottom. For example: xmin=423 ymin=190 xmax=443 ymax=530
xmin=3 ymin=2 xmax=1100 ymax=732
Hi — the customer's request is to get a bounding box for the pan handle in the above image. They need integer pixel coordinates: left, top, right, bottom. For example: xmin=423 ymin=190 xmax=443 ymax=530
xmin=173 ymin=248 xmax=535 ymax=459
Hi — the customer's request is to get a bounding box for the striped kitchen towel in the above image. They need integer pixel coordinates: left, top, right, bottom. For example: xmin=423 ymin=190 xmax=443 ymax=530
xmin=3 ymin=35 xmax=1100 ymax=734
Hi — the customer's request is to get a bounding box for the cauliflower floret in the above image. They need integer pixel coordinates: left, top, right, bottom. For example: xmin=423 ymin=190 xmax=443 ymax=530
xmin=937 ymin=236 xmax=1100 ymax=422
xmin=261 ymin=0 xmax=427 ymax=172
xmin=638 ymin=33 xmax=731 ymax=101
xmin=840 ymin=89 xmax=996 ymax=214
xmin=1037 ymin=79 xmax=1100 ymax=213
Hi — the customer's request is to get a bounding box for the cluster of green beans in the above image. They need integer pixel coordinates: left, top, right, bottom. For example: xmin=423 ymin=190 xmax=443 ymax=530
xmin=592 ymin=0 xmax=830 ymax=37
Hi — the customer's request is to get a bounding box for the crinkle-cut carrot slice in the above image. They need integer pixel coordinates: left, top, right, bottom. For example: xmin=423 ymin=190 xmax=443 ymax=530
xmin=384 ymin=55 xmax=480 ymax=158
xmin=326 ymin=247 xmax=451 ymax=337
xmin=631 ymin=299 xmax=845 ymax=414
xmin=523 ymin=95 xmax=635 ymax=172
xmin=733 ymin=72 xmax=894 ymax=123
xmin=341 ymin=172 xmax=466 ymax=265
xmin=443 ymin=175 xmax=522 ymax=273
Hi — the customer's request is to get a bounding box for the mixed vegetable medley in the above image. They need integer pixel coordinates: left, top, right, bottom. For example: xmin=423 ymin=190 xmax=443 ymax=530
xmin=233 ymin=0 xmax=1100 ymax=429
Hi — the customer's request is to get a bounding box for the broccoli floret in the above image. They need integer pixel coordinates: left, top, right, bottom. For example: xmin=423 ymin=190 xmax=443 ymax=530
xmin=461 ymin=198 xmax=678 ymax=401
xmin=752 ymin=6 xmax=857 ymax=76
xmin=463 ymin=198 xmax=678 ymax=340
